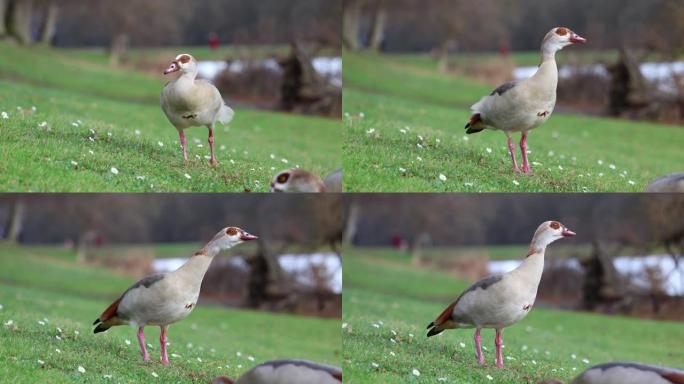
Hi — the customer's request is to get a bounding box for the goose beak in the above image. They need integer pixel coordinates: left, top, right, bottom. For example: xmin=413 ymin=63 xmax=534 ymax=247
xmin=570 ymin=34 xmax=586 ymax=44
xmin=562 ymin=228 xmax=576 ymax=237
xmin=163 ymin=62 xmax=180 ymax=75
xmin=240 ymin=232 xmax=258 ymax=241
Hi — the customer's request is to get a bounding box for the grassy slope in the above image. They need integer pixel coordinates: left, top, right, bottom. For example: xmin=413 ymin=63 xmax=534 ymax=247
xmin=343 ymin=52 xmax=684 ymax=192
xmin=342 ymin=248 xmax=684 ymax=384
xmin=0 ymin=43 xmax=340 ymax=192
xmin=0 ymin=244 xmax=340 ymax=383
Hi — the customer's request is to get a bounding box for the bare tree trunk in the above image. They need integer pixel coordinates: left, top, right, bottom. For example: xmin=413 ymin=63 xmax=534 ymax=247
xmin=5 ymin=200 xmax=25 ymax=242
xmin=39 ymin=1 xmax=58 ymax=45
xmin=342 ymin=0 xmax=362 ymax=50
xmin=109 ymin=33 xmax=129 ymax=66
xmin=0 ymin=0 xmax=8 ymax=37
xmin=8 ymin=0 xmax=34 ymax=44
xmin=368 ymin=6 xmax=387 ymax=51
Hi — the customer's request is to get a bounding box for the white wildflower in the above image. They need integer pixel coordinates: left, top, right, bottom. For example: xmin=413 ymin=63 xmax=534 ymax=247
xmin=558 ymin=165 xmax=564 ymax=171
xmin=366 ymin=128 xmax=375 ymax=135
xmin=412 ymin=368 xmax=420 ymax=377
xmin=236 ymin=352 xmax=242 ymax=357
xmin=486 ymin=147 xmax=492 ymax=154
xmin=513 ymin=180 xmax=520 ymax=186
xmin=77 ymin=366 xmax=85 ymax=373
xmin=38 ymin=359 xmax=45 ymax=365
xmin=103 ymin=374 xmax=113 ymax=379
xmin=197 ymin=357 xmax=202 ymax=362
xmin=184 ymin=173 xmax=192 ymax=180
xmin=459 ymin=342 xmax=466 ymax=348
xmin=359 ymin=112 xmax=365 ymax=118
xmin=438 ymin=378 xmax=447 ymax=382
xmin=88 ymin=150 xmax=94 ymax=155
xmin=70 ymin=161 xmax=78 ymax=167
xmin=72 ymin=122 xmax=79 ymax=127
xmin=110 ymin=167 xmax=119 ymax=175
xmin=136 ymin=176 xmax=145 ymax=180
xmin=399 ymin=128 xmax=407 ymax=134
xmin=55 ymin=348 xmax=61 ymax=353
xmin=464 ymin=182 xmax=474 ymax=187
xmin=157 ymin=141 xmax=164 ymax=147
xmin=151 ymin=372 xmax=158 ymax=378
xmin=628 ymin=180 xmax=636 ymax=185
xmin=134 ymin=129 xmax=141 ymax=135
xmin=399 ymin=167 xmax=406 ymax=173
xmin=582 ymin=358 xmax=590 ymax=364
xmin=548 ymin=150 xmax=555 ymax=157
xmin=125 ymin=339 xmax=131 ymax=345
xmin=342 ymin=323 xmax=348 ymax=329
xmin=372 ymin=323 xmax=380 ymax=329
xmin=107 ymin=132 xmax=112 ymax=137
xmin=416 ymin=156 xmax=422 ymax=161
xmin=486 ymin=375 xmax=494 ymax=381
xmin=1 ymin=111 xmax=8 ymax=119
xmin=371 ymin=362 xmax=379 ymax=369
xmin=38 ymin=320 xmax=45 ymax=326
xmin=270 ymin=154 xmax=276 ymax=159
xmin=247 ymin=356 xmax=255 ymax=362
xmin=281 ymin=158 xmax=288 ymax=164
xmin=439 ymin=174 xmax=447 ymax=181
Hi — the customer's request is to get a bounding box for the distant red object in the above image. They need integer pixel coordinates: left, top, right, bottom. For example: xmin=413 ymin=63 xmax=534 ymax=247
xmin=209 ymin=32 xmax=219 ymax=50
xmin=499 ymin=43 xmax=510 ymax=56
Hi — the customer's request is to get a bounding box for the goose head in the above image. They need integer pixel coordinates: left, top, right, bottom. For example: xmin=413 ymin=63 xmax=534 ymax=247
xmin=541 ymin=27 xmax=586 ymax=55
xmin=270 ymin=169 xmax=325 ymax=193
xmin=209 ymin=226 xmax=258 ymax=250
xmin=163 ymin=53 xmax=198 ymax=76
xmin=531 ymin=220 xmax=575 ymax=249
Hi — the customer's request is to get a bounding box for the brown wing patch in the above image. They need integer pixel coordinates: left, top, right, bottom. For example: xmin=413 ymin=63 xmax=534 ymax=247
xmin=178 ymin=54 xmax=191 ymax=63
xmin=662 ymin=372 xmax=684 ymax=384
xmin=550 ymin=221 xmax=560 ymax=229
xmin=434 ymin=299 xmax=459 ymax=326
xmin=226 ymin=227 xmax=238 ymax=236
xmin=98 ymin=298 xmax=121 ymax=322
xmin=556 ymin=27 xmax=568 ymax=36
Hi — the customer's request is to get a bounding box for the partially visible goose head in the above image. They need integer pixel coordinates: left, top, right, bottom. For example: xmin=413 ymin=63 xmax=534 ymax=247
xmin=530 ymin=220 xmax=576 ymax=253
xmin=205 ymin=227 xmax=258 ymax=253
xmin=270 ymin=169 xmax=325 ymax=193
xmin=164 ymin=53 xmax=198 ymax=76
xmin=542 ymin=27 xmax=586 ymax=55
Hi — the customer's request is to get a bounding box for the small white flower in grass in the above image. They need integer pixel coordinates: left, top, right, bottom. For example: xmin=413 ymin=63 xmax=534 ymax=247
xmin=88 ymin=137 xmax=95 ymax=142
xmin=89 ymin=128 xmax=95 ymax=134
xmin=247 ymin=356 xmax=255 ymax=362
xmin=532 ymin=360 xmax=537 ymax=365
xmin=378 ymin=320 xmax=384 ymax=325
xmin=418 ymin=135 xmax=424 ymax=141
xmin=459 ymin=342 xmax=466 ymax=348
xmin=399 ymin=167 xmax=407 ymax=173
xmin=506 ymin=356 xmax=514 ymax=360
xmin=110 ymin=167 xmax=119 ymax=175
xmin=399 ymin=128 xmax=407 ymax=134
xmin=43 ymin=318 xmax=48 ymax=323
xmin=220 ymin=144 xmax=226 ymax=151
xmin=436 ymin=138 xmax=441 ymax=143
xmin=486 ymin=374 xmax=494 ymax=381
xmin=171 ymin=353 xmax=181 ymax=358
xmin=438 ymin=378 xmax=447 ymax=382
xmin=237 ymin=364 xmax=243 ymax=369
xmin=147 ymin=343 xmax=153 ymax=348
xmin=597 ymin=159 xmax=604 ymax=165
xmin=38 ymin=359 xmax=45 ymax=365
xmin=521 ymin=345 xmax=528 ymax=351
xmin=230 ymin=159 xmax=235 ymax=164
xmin=609 ymin=164 xmax=616 ymax=170
xmin=74 ymin=330 xmax=79 ymax=336
xmin=88 ymin=150 xmax=94 ymax=155
xmin=55 ymin=348 xmax=61 ymax=353
xmin=204 ymin=155 xmax=211 ymax=160
xmin=571 ymin=353 xmax=577 ymax=359
xmin=281 ymin=158 xmax=288 ymax=164
xmin=136 ymin=176 xmax=145 ymax=181
xmin=372 ymin=323 xmax=380 ymax=329
xmin=125 ymin=339 xmax=131 ymax=345
xmin=151 ymin=371 xmax=158 ymax=378
xmin=359 ymin=112 xmax=365 ymax=118
xmin=512 ymin=180 xmax=520 ymax=186
xmin=366 ymin=128 xmax=375 ymax=135
xmin=38 ymin=320 xmax=45 ymax=326
xmin=628 ymin=180 xmax=636 ymax=185
xmin=197 ymin=357 xmax=202 ymax=362
xmin=558 ymin=165 xmax=564 ymax=171
xmin=408 ymin=333 xmax=414 ymax=338
xmin=572 ymin=367 xmax=577 ymax=371
xmin=157 ymin=141 xmax=164 ymax=147
xmin=39 ymin=121 xmax=48 ymax=128
xmin=107 ymin=132 xmax=112 ymax=137
xmin=135 ymin=129 xmax=141 ymax=135
xmin=270 ymin=154 xmax=276 ymax=159
xmin=390 ymin=330 xmax=397 ymax=336
xmin=1 ymin=112 xmax=8 ymax=119
xmin=412 ymin=368 xmax=420 ymax=377
xmin=598 ymin=173 xmax=604 ymax=177
xmin=0 ymin=304 xmax=3 ymax=310
xmin=485 ymin=147 xmax=492 ymax=154
xmin=56 ymin=335 xmax=61 ymax=340
xmin=534 ymin=160 xmax=542 ymax=165
xmin=548 ymin=150 xmax=555 ymax=157
xmin=70 ymin=161 xmax=78 ymax=167
xmin=184 ymin=173 xmax=192 ymax=180
xmin=72 ymin=122 xmax=79 ymax=127
xmin=439 ymin=174 xmax=447 ymax=181
xmin=582 ymin=358 xmax=590 ymax=364
xmin=197 ymin=144 xmax=204 ymax=148
xmin=342 ymin=323 xmax=348 ymax=329
xmin=390 ymin=338 xmax=396 ymax=343
xmin=417 ymin=156 xmax=422 ymax=161
xmin=545 ymin=350 xmax=550 ymax=356
xmin=389 ymin=351 xmax=396 ymax=356
xmin=195 ymin=154 xmax=201 ymax=160
xmin=78 ymin=366 xmax=85 ymax=373
xmin=103 ymin=374 xmax=113 ymax=379
xmin=482 ymin=346 xmax=488 ymax=351
xmin=371 ymin=362 xmax=379 ymax=369
xmin=417 ymin=142 xmax=423 ymax=149
xmin=236 ymin=351 xmax=242 ymax=357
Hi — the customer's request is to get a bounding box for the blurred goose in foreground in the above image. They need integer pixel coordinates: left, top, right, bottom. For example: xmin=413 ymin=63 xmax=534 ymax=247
xmin=161 ymin=53 xmax=234 ymax=165
xmin=465 ymin=27 xmax=586 ymax=173
xmin=211 ymin=360 xmax=342 ymax=384
xmin=427 ymin=221 xmax=575 ymax=368
xmin=540 ymin=361 xmax=684 ymax=384
xmin=93 ymin=227 xmax=257 ymax=365
xmin=645 ymin=173 xmax=684 ymax=192
xmin=270 ymin=168 xmax=343 ymax=192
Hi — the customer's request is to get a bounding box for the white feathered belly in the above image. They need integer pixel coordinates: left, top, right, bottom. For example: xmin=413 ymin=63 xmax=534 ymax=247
xmin=118 ymin=286 xmax=199 ymax=327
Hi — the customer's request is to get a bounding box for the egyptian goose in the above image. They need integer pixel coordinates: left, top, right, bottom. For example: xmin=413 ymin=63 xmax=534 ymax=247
xmin=211 ymin=359 xmax=342 ymax=384
xmin=270 ymin=169 xmax=325 ymax=192
xmin=645 ymin=173 xmax=684 ymax=192
xmin=465 ymin=27 xmax=586 ymax=173
xmin=426 ymin=221 xmax=575 ymax=368
xmin=569 ymin=362 xmax=684 ymax=384
xmin=93 ymin=227 xmax=257 ymax=365
xmin=161 ymin=53 xmax=235 ymax=165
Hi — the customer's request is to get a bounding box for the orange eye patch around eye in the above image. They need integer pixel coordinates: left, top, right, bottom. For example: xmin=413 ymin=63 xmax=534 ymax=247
xmin=556 ymin=27 xmax=568 ymax=36
xmin=277 ymin=173 xmax=290 ymax=183
xmin=226 ymin=227 xmax=238 ymax=236
xmin=550 ymin=221 xmax=561 ymax=229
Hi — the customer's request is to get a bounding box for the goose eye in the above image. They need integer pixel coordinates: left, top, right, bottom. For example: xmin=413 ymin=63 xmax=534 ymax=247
xmin=179 ymin=55 xmax=191 ymax=64
xmin=550 ymin=221 xmax=560 ymax=230
xmin=556 ymin=27 xmax=568 ymax=36
xmin=277 ymin=173 xmax=290 ymax=184
xmin=226 ymin=227 xmax=238 ymax=236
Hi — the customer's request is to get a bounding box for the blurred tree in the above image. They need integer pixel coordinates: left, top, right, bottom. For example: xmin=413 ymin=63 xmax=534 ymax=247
xmin=6 ymin=0 xmax=34 ymax=44
xmin=38 ymin=0 xmax=58 ymax=45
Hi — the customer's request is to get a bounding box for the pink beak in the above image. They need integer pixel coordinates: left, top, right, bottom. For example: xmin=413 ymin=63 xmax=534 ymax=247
xmin=562 ymin=228 xmax=576 ymax=237
xmin=163 ymin=62 xmax=180 ymax=75
xmin=240 ymin=232 xmax=258 ymax=241
xmin=570 ymin=34 xmax=586 ymax=44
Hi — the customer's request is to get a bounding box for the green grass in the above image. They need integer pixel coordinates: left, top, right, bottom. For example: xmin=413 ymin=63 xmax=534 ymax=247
xmin=0 ymin=43 xmax=340 ymax=192
xmin=343 ymin=52 xmax=684 ymax=192
xmin=342 ymin=247 xmax=684 ymax=384
xmin=0 ymin=243 xmax=340 ymax=383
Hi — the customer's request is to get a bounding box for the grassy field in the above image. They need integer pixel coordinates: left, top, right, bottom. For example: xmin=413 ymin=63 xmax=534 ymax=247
xmin=0 ymin=43 xmax=340 ymax=192
xmin=343 ymin=52 xmax=684 ymax=192
xmin=342 ymin=247 xmax=684 ymax=383
xmin=0 ymin=243 xmax=340 ymax=383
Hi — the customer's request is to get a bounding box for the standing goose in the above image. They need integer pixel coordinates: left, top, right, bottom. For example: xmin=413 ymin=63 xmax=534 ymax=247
xmin=212 ymin=359 xmax=342 ymax=384
xmin=465 ymin=27 xmax=586 ymax=173
xmin=93 ymin=226 xmax=257 ymax=365
xmin=426 ymin=221 xmax=575 ymax=368
xmin=161 ymin=53 xmax=234 ymax=165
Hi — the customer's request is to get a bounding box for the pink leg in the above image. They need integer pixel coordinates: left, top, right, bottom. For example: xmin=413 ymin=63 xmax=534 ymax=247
xmin=474 ymin=328 xmax=485 ymax=365
xmin=495 ymin=328 xmax=504 ymax=369
xmin=520 ymin=132 xmax=531 ymax=174
xmin=178 ymin=130 xmax=188 ymax=161
xmin=208 ymin=125 xmax=218 ymax=166
xmin=507 ymin=135 xmax=521 ymax=173
xmin=160 ymin=326 xmax=169 ymax=365
xmin=137 ymin=326 xmax=150 ymax=362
